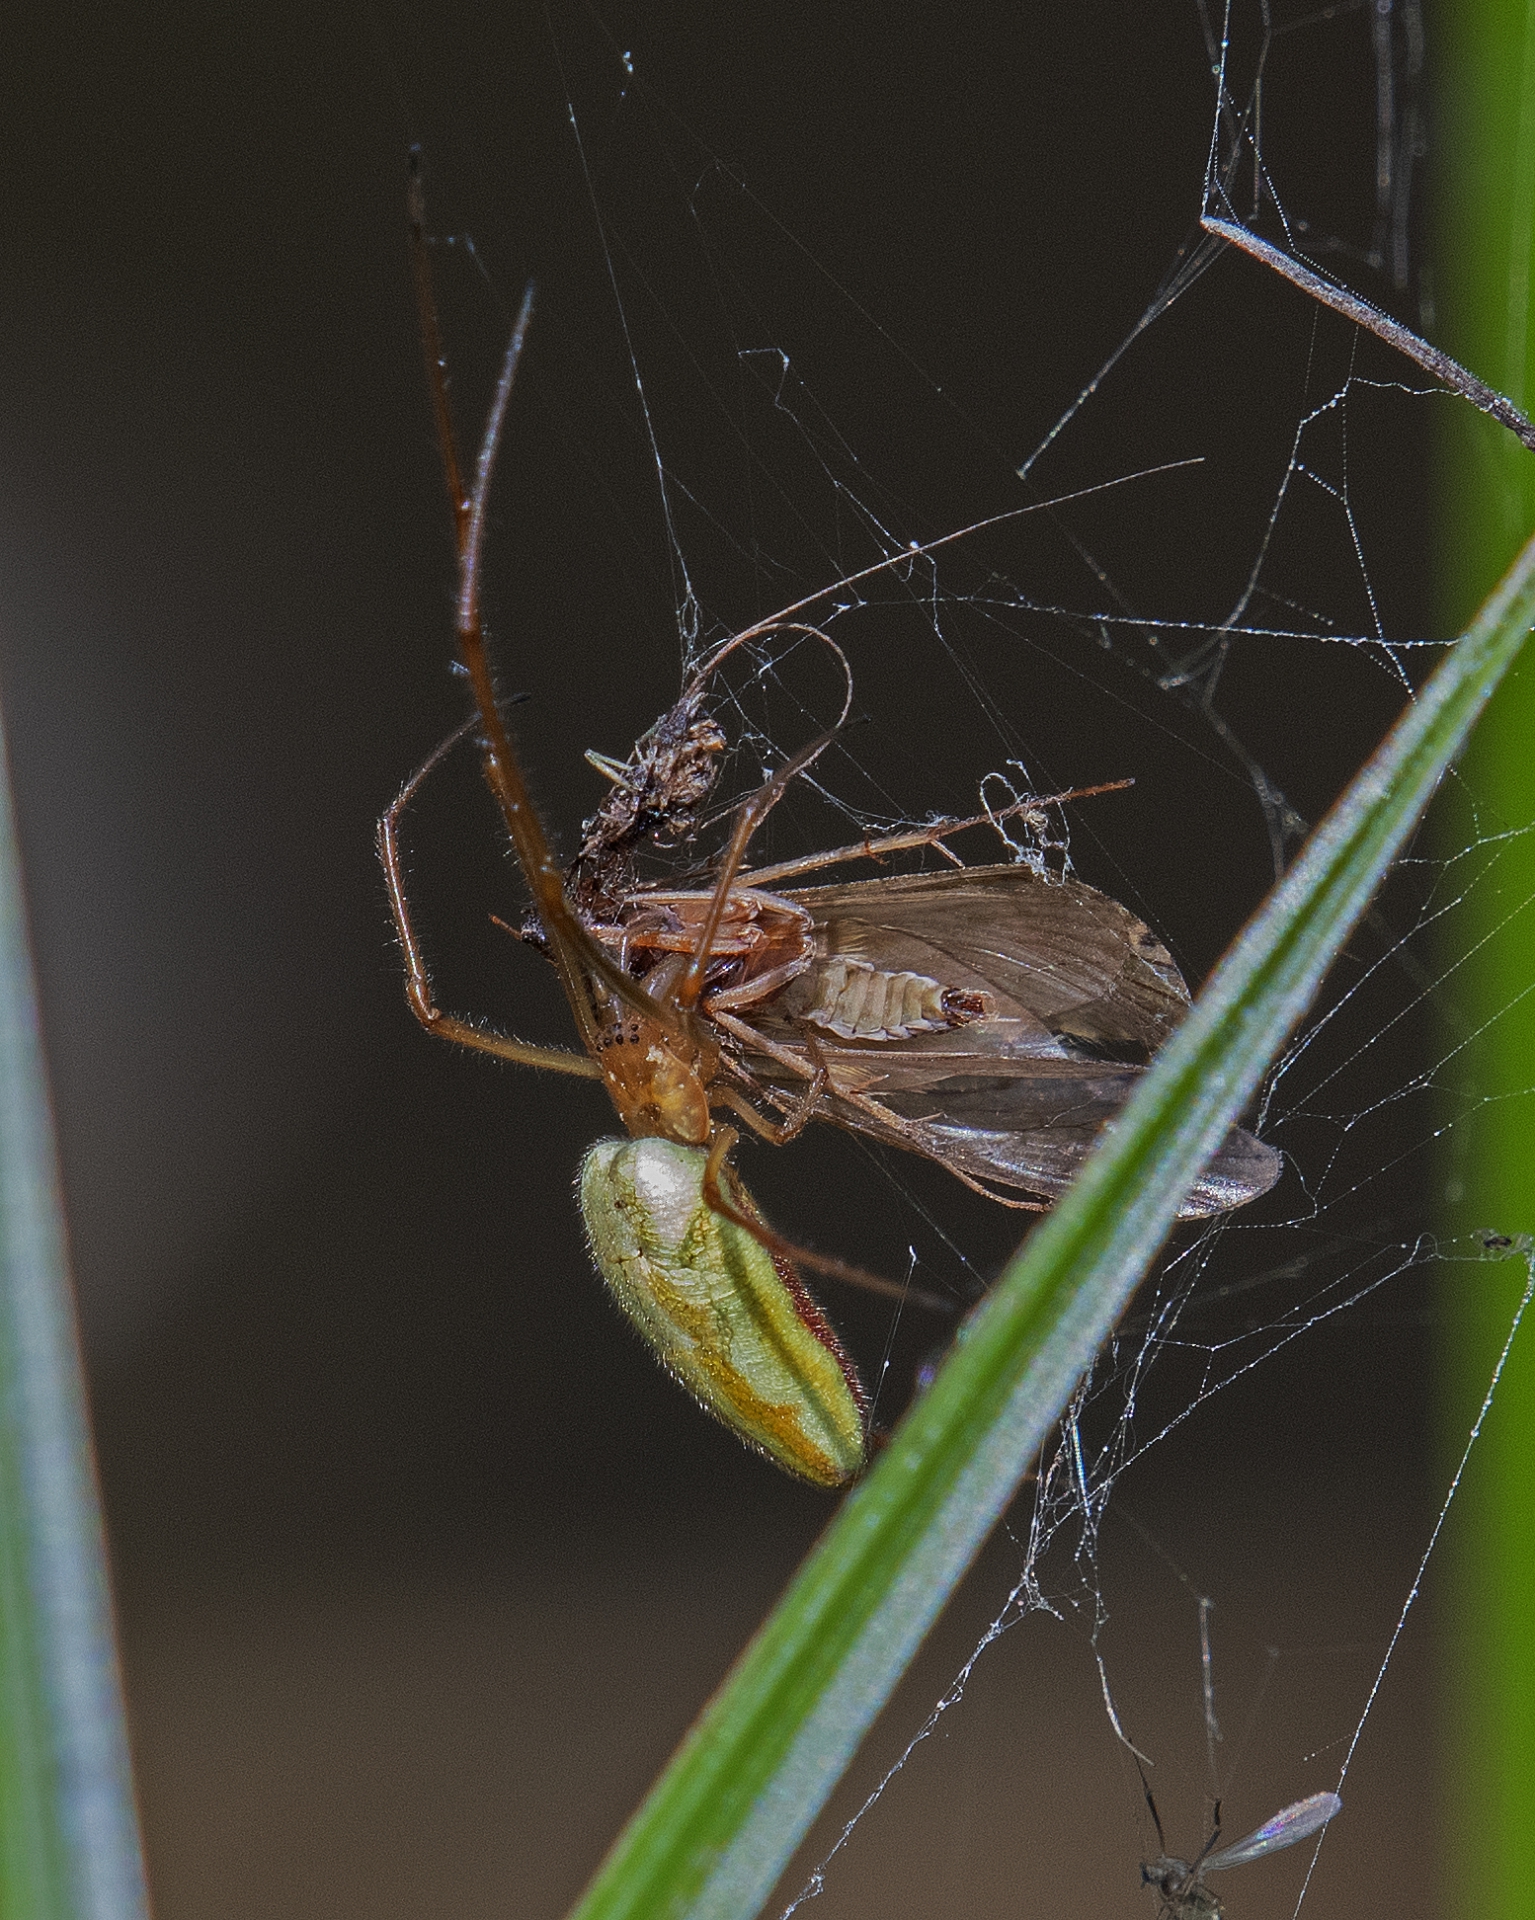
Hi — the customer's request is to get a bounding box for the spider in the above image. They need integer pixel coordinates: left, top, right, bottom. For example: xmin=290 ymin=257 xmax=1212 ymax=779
xmin=377 ymin=155 xmax=1282 ymax=1486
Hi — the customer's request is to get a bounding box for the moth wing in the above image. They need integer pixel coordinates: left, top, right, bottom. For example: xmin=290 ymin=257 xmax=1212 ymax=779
xmin=784 ymin=864 xmax=1190 ymax=1056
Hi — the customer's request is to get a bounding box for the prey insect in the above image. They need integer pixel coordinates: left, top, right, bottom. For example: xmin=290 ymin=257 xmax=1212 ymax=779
xmin=1141 ymin=1791 xmax=1342 ymax=1920
xmin=380 ymin=157 xmax=1282 ymax=1488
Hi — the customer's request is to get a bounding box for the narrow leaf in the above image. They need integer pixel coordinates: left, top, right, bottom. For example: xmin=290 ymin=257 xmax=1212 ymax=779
xmin=0 ymin=710 xmax=151 ymax=1920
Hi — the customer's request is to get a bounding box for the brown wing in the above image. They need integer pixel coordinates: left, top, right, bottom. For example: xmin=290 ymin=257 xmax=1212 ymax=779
xmin=816 ymin=1063 xmax=1282 ymax=1218
xmin=750 ymin=1051 xmax=1282 ymax=1219
xmin=781 ymin=864 xmax=1191 ymax=1058
xmin=730 ymin=865 xmax=1281 ymax=1217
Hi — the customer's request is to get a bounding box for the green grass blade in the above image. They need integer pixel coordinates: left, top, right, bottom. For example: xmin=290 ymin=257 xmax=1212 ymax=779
xmin=566 ymin=528 xmax=1535 ymax=1920
xmin=0 ymin=711 xmax=151 ymax=1920
xmin=1435 ymin=7 xmax=1535 ymax=1913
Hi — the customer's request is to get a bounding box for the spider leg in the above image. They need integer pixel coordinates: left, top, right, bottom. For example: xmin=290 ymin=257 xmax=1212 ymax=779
xmin=378 ymin=728 xmax=600 ymax=1080
xmin=408 ymin=154 xmax=688 ymax=1057
xmin=701 ymin=1129 xmax=954 ymax=1313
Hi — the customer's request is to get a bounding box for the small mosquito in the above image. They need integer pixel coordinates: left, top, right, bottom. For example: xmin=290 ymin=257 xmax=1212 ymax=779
xmin=1141 ymin=1791 xmax=1342 ymax=1920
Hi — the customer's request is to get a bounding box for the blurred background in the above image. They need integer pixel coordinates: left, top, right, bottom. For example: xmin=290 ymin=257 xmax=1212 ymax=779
xmin=0 ymin=2 xmax=1466 ymax=1915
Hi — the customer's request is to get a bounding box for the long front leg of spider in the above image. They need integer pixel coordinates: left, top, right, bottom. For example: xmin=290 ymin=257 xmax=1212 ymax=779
xmin=378 ymin=730 xmax=601 ymax=1080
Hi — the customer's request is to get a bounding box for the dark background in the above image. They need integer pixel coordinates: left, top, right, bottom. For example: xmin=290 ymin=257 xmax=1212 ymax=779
xmin=0 ymin=4 xmax=1453 ymax=1916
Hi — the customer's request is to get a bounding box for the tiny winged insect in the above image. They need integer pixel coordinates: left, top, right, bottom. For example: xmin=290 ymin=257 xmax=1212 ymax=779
xmin=1141 ymin=1792 xmax=1343 ymax=1920
xmin=380 ymin=158 xmax=1282 ymax=1488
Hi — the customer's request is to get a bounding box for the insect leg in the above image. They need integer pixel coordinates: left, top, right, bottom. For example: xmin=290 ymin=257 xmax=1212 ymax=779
xmin=714 ymin=1021 xmax=830 ymax=1145
xmin=805 ymin=1075 xmax=1053 ymax=1212
xmin=739 ymin=780 xmax=1135 ymax=888
xmin=714 ymin=1087 xmax=803 ymax=1145
xmin=713 ymin=1058 xmax=826 ymax=1147
xmin=685 ymin=622 xmax=853 ymax=728
xmin=673 ymin=629 xmax=855 ymax=1013
xmin=707 ymin=1008 xmax=820 ymax=1081
xmin=708 ymin=1012 xmax=1048 ymax=1211
xmin=1138 ymin=1761 xmax=1169 ymax=1856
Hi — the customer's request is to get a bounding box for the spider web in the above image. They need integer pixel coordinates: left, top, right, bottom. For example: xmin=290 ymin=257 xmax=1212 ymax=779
xmin=410 ymin=3 xmax=1529 ymax=1914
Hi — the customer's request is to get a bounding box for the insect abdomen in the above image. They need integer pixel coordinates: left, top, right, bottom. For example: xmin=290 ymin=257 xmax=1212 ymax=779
xmin=800 ymin=957 xmax=986 ymax=1040
xmin=578 ymin=1137 xmax=869 ymax=1487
